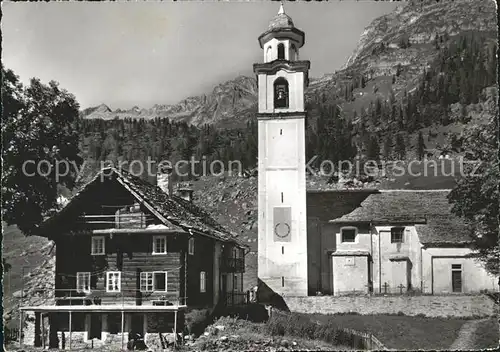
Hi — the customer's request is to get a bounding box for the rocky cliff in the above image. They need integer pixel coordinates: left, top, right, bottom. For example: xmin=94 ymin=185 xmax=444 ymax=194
xmin=81 ymin=0 xmax=496 ymax=130
xmin=82 ymin=76 xmax=258 ymax=129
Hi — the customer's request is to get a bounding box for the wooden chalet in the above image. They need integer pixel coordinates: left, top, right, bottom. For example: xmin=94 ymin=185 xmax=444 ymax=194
xmin=20 ymin=166 xmax=248 ymax=349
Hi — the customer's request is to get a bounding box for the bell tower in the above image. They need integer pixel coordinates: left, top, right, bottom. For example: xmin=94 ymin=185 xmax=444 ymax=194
xmin=254 ymin=2 xmax=310 ymax=297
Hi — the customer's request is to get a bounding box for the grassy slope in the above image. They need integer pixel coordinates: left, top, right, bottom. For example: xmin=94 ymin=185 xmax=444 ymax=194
xmin=472 ymin=318 xmax=500 ymax=349
xmin=303 ymin=313 xmax=468 ymax=350
xmin=186 ymin=316 xmax=348 ymax=352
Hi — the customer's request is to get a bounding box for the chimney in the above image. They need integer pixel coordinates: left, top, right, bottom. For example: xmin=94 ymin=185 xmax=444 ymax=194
xmin=157 ymin=164 xmax=173 ymax=195
xmin=177 ymin=187 xmax=194 ymax=203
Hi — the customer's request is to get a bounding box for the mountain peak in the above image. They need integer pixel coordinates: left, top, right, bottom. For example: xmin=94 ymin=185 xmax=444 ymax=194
xmin=96 ymin=103 xmax=112 ymax=113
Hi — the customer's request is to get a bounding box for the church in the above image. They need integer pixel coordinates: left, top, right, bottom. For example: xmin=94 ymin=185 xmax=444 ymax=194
xmin=254 ymin=4 xmax=497 ymax=300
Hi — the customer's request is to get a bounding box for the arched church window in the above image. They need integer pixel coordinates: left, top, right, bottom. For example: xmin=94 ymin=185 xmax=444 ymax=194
xmin=277 ymin=43 xmax=285 ymax=60
xmin=274 ymin=77 xmax=289 ymax=109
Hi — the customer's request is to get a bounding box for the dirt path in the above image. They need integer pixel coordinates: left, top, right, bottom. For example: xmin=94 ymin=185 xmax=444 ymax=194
xmin=449 ymin=319 xmax=489 ymax=350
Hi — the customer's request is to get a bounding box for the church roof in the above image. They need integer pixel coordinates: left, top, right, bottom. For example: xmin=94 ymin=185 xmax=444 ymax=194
xmin=321 ymin=190 xmax=473 ymax=245
xmin=258 ymin=2 xmax=305 ymax=48
xmin=268 ymin=3 xmax=295 ymax=30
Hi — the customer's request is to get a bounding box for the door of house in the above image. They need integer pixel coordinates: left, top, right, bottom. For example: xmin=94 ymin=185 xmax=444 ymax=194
xmin=89 ymin=314 xmax=102 ymax=339
xmin=451 ymin=264 xmax=463 ymax=292
xmin=130 ymin=314 xmax=144 ymax=336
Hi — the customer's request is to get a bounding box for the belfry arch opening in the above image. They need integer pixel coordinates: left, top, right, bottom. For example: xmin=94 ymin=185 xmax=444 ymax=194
xmin=274 ymin=77 xmax=289 ymax=109
xmin=291 ymin=44 xmax=298 ymax=60
xmin=277 ymin=43 xmax=285 ymax=60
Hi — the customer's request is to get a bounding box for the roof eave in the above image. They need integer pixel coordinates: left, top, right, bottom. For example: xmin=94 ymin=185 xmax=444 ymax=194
xmin=258 ymin=27 xmax=305 ymax=48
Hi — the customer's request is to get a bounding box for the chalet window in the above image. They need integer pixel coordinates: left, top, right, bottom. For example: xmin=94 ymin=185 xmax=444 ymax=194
xmin=140 ymin=271 xmax=167 ymax=292
xmin=154 ymin=272 xmax=167 ymax=291
xmin=152 ymin=235 xmax=167 ymax=254
xmin=391 ymin=227 xmax=405 ymax=243
xmin=200 ymin=271 xmax=206 ymax=293
xmin=76 ymin=272 xmax=91 ymax=293
xmin=91 ymin=236 xmax=105 ymax=255
xmin=274 ymin=77 xmax=289 ymax=109
xmin=140 ymin=272 xmax=154 ymax=292
xmin=188 ymin=237 xmax=195 ymax=255
xmin=233 ymin=274 xmax=239 ymax=291
xmin=277 ymin=43 xmax=285 ymax=60
xmin=341 ymin=228 xmax=357 ymax=243
xmin=106 ymin=271 xmax=121 ymax=292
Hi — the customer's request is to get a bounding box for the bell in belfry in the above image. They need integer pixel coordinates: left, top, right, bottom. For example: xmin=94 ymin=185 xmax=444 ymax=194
xmin=277 ymin=88 xmax=285 ymax=100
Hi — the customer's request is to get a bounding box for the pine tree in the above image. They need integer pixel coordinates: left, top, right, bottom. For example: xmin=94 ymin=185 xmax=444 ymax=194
xmin=395 ymin=133 xmax=406 ymax=160
xmin=366 ymin=135 xmax=380 ymax=161
xmin=417 ymin=131 xmax=426 ymax=160
xmin=383 ymin=134 xmax=392 ymax=160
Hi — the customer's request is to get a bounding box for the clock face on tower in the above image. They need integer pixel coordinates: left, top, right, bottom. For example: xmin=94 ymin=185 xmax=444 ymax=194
xmin=273 ymin=206 xmax=291 ymax=242
xmin=274 ymin=222 xmax=290 ymax=238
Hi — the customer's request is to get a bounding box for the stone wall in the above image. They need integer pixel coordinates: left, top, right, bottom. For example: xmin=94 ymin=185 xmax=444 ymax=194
xmin=56 ymin=332 xmax=88 ymax=350
xmin=103 ymin=333 xmax=129 ymax=350
xmin=285 ymin=294 xmax=497 ymax=318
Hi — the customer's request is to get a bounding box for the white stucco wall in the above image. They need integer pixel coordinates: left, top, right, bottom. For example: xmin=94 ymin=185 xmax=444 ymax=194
xmin=374 ymin=226 xmax=422 ymax=293
xmin=263 ymin=38 xmax=300 ymax=63
xmin=258 ymin=118 xmax=308 ymax=297
xmin=326 ymin=224 xmax=498 ymax=295
xmin=257 ymin=70 xmax=305 ymax=113
xmin=422 ymin=247 xmax=498 ymax=294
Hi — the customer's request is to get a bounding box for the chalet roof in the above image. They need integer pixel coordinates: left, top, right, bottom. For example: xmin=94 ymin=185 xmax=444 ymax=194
xmin=326 ymin=190 xmax=472 ymax=245
xmin=39 ymin=167 xmax=247 ymax=248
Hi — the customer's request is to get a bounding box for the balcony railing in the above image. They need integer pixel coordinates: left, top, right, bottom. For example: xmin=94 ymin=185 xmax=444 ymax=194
xmin=53 ymin=289 xmax=186 ymax=306
xmin=220 ymin=257 xmax=245 ymax=273
xmin=222 ymin=291 xmax=249 ymax=306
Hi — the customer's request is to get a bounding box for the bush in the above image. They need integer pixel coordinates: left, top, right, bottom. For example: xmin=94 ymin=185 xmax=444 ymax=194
xmin=218 ymin=303 xmax=269 ymax=323
xmin=184 ymin=309 xmax=212 ymax=337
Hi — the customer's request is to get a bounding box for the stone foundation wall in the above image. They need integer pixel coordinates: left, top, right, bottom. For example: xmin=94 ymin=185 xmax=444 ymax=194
xmin=103 ymin=333 xmax=129 ymax=350
xmin=22 ymin=313 xmax=36 ymax=346
xmin=285 ymin=294 xmax=497 ymax=318
xmin=56 ymin=332 xmax=88 ymax=349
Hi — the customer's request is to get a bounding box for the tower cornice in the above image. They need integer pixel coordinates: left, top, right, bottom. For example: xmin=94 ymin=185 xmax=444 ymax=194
xmin=253 ymin=60 xmax=310 ymax=75
xmin=258 ymin=27 xmax=305 ymax=49
xmin=256 ymin=111 xmax=307 ymax=120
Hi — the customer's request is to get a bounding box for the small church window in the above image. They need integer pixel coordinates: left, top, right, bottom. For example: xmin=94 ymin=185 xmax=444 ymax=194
xmin=277 ymin=43 xmax=285 ymax=60
xmin=391 ymin=227 xmax=404 ymax=243
xmin=341 ymin=228 xmax=356 ymax=243
xmin=274 ymin=77 xmax=289 ymax=109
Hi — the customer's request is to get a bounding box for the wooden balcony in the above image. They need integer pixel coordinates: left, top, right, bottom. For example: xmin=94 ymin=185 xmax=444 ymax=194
xmin=222 ymin=291 xmax=249 ymax=306
xmin=220 ymin=257 xmax=245 ymax=273
xmin=77 ymin=212 xmax=154 ymax=230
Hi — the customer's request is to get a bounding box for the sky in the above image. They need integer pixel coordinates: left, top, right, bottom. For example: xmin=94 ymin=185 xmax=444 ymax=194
xmin=3 ymin=1 xmax=400 ymax=110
